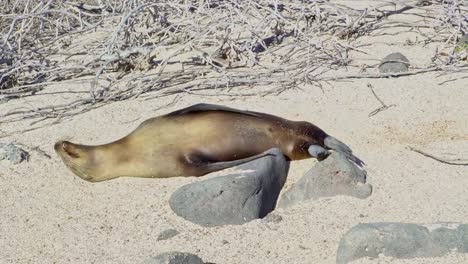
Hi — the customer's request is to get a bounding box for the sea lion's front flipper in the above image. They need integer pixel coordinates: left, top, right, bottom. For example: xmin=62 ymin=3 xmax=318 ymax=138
xmin=165 ymin=103 xmax=262 ymax=118
xmin=308 ymin=145 xmax=330 ymax=161
xmin=323 ymin=136 xmax=365 ymax=167
xmin=186 ymin=149 xmax=280 ymax=176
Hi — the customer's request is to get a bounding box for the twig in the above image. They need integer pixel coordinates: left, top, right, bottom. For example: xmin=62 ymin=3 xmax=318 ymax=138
xmin=0 ymin=0 xmax=467 ymax=132
xmin=367 ymin=83 xmax=396 ymax=117
xmin=15 ymin=142 xmax=52 ymax=159
xmin=320 ymin=67 xmax=442 ymax=81
xmin=408 ymin=146 xmax=468 ymax=166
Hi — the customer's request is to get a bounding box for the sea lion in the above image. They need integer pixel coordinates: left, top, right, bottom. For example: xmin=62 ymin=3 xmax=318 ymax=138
xmin=55 ymin=103 xmax=362 ymax=182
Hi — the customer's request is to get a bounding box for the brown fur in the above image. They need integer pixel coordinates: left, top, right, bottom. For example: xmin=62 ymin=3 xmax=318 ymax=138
xmin=55 ymin=104 xmax=330 ymax=182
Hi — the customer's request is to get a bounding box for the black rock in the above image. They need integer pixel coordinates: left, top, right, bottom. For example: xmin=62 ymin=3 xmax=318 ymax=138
xmin=169 ymin=148 xmax=289 ymax=227
xmin=277 ymin=152 xmax=371 ymax=208
xmin=336 ymin=222 xmax=468 ymax=264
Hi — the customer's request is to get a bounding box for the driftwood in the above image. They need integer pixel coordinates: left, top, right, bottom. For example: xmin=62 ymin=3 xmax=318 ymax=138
xmin=0 ymin=0 xmax=467 ymax=133
xmin=408 ymin=146 xmax=468 ymax=166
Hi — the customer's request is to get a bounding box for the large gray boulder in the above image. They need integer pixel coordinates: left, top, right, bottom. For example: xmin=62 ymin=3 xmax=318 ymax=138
xmin=336 ymin=222 xmax=468 ymax=264
xmin=277 ymin=152 xmax=371 ymax=208
xmin=143 ymin=252 xmax=205 ymax=264
xmin=169 ymin=148 xmax=289 ymax=227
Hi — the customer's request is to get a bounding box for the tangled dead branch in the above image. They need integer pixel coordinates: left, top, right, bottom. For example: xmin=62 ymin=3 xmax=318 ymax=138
xmin=0 ymin=0 xmax=467 ymax=129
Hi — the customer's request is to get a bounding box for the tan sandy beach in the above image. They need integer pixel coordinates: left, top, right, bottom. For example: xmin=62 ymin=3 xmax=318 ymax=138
xmin=1 ymin=1 xmax=467 ymax=263
xmin=1 ymin=70 xmax=467 ymax=263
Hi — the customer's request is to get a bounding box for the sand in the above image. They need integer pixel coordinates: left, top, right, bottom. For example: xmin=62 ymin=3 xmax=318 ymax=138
xmin=1 ymin=3 xmax=468 ymax=264
xmin=1 ymin=70 xmax=467 ymax=263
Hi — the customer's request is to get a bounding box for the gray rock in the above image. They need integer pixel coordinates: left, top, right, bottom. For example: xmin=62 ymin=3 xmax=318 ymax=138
xmin=277 ymin=152 xmax=371 ymax=208
xmin=262 ymin=212 xmax=283 ymax=223
xmin=169 ymin=148 xmax=289 ymax=227
xmin=379 ymin=52 xmax=410 ymax=73
xmin=0 ymin=143 xmax=29 ymax=164
xmin=336 ymin=222 xmax=468 ymax=264
xmin=143 ymin=251 xmax=205 ymax=264
xmin=157 ymin=229 xmax=180 ymax=241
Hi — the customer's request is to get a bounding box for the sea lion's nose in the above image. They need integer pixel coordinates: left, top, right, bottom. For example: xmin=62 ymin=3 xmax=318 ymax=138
xmin=54 ymin=141 xmax=64 ymax=152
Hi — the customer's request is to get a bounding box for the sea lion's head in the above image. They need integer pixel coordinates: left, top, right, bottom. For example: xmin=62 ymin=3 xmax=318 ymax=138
xmin=54 ymin=140 xmax=97 ymax=182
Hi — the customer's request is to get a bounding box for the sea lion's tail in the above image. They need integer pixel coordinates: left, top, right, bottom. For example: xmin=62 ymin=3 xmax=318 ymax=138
xmin=324 ymin=136 xmax=365 ymax=167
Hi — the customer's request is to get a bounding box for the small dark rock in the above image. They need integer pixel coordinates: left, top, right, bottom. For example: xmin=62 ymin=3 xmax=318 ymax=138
xmin=0 ymin=143 xmax=30 ymax=164
xmin=169 ymin=148 xmax=290 ymax=227
xmin=277 ymin=152 xmax=372 ymax=208
xmin=143 ymin=251 xmax=205 ymax=264
xmin=262 ymin=213 xmax=283 ymax=223
xmin=157 ymin=229 xmax=180 ymax=241
xmin=336 ymin=222 xmax=468 ymax=264
xmin=379 ymin=52 xmax=410 ymax=73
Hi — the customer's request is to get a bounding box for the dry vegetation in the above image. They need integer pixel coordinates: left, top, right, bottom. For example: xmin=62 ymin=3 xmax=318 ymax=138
xmin=0 ymin=0 xmax=467 ymax=127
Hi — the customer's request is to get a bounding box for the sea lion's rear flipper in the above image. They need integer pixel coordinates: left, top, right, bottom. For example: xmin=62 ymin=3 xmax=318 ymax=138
xmin=165 ymin=103 xmax=262 ymax=118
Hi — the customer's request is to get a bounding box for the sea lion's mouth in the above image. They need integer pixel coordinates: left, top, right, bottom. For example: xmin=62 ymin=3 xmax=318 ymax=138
xmin=54 ymin=140 xmax=93 ymax=181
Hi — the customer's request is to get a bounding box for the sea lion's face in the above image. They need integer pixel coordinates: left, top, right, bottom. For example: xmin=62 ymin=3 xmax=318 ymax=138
xmin=54 ymin=141 xmax=95 ymax=181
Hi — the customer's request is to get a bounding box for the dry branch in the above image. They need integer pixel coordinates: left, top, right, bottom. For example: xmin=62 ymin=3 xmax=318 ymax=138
xmin=0 ymin=0 xmax=467 ymax=131
xmin=408 ymin=146 xmax=468 ymax=166
xmin=367 ymin=83 xmax=396 ymax=117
